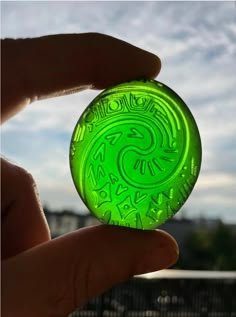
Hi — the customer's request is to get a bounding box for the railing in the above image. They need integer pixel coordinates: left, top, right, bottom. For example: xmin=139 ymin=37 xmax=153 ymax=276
xmin=69 ymin=270 xmax=236 ymax=317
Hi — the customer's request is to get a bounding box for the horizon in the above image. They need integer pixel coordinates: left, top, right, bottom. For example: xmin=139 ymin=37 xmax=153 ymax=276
xmin=43 ymin=204 xmax=236 ymax=226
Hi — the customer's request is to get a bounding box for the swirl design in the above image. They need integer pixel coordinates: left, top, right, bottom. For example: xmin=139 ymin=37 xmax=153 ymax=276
xmin=70 ymin=80 xmax=201 ymax=230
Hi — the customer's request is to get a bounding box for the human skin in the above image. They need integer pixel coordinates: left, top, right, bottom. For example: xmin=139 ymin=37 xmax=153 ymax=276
xmin=1 ymin=33 xmax=179 ymax=317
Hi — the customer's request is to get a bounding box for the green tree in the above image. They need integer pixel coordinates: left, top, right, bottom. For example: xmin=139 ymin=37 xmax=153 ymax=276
xmin=179 ymin=221 xmax=236 ymax=270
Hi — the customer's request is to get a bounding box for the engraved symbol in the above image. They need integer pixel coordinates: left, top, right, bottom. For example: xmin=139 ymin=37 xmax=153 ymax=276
xmin=84 ymin=108 xmax=95 ymax=123
xmin=109 ymin=173 xmax=119 ymax=184
xmin=94 ymin=143 xmax=106 ymax=162
xmin=179 ymin=179 xmax=193 ymax=200
xmin=111 ymin=220 xmax=120 ymax=226
xmin=146 ymin=202 xmax=165 ymax=223
xmin=164 ymin=149 xmax=178 ymax=153
xmin=87 ymin=164 xmax=97 ymax=186
xmin=93 ymin=182 xmax=112 ymax=208
xmin=151 ymin=193 xmax=162 ymax=205
xmin=191 ymin=157 xmax=198 ymax=176
xmin=162 ymin=188 xmax=174 ymax=199
xmin=152 ymin=158 xmax=164 ymax=172
xmin=179 ymin=186 xmax=189 ymax=199
xmin=116 ymin=184 xmax=128 ymax=196
xmin=117 ymin=196 xmax=137 ymax=219
xmin=151 ymin=188 xmax=173 ymax=205
xmin=105 ymin=132 xmax=122 ymax=145
xmin=128 ymin=128 xmax=144 ymax=139
xmin=180 ymin=165 xmax=187 ymax=178
xmin=135 ymin=191 xmax=147 ymax=204
xmin=166 ymin=202 xmax=173 ymax=218
xmin=96 ymin=102 xmax=106 ymax=118
xmin=87 ymin=164 xmax=105 ymax=185
xmin=74 ymin=124 xmax=86 ymax=142
xmin=97 ymin=165 xmax=105 ymax=180
xmin=83 ymin=109 xmax=96 ymax=133
xmin=136 ymin=213 xmax=143 ymax=229
xmin=108 ymin=100 xmax=120 ymax=111
xmin=160 ymin=156 xmax=174 ymax=162
xmin=140 ymin=160 xmax=146 ymax=174
xmin=129 ymin=93 xmax=151 ymax=111
xmin=134 ymin=158 xmax=165 ymax=176
xmin=70 ymin=142 xmax=76 ymax=157
xmin=147 ymin=161 xmax=155 ymax=176
xmin=106 ymin=95 xmax=128 ymax=113
xmin=101 ymin=210 xmax=111 ymax=224
xmin=134 ymin=159 xmax=141 ymax=170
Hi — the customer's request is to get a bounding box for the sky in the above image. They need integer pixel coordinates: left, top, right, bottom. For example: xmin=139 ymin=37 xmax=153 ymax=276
xmin=1 ymin=1 xmax=236 ymax=223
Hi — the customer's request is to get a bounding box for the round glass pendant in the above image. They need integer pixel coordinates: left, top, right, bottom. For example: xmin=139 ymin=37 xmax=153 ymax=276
xmin=70 ymin=79 xmax=202 ymax=230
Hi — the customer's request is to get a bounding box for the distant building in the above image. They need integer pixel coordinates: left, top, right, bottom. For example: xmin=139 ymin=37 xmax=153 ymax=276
xmin=44 ymin=208 xmax=235 ymax=245
xmin=44 ymin=209 xmax=100 ymax=238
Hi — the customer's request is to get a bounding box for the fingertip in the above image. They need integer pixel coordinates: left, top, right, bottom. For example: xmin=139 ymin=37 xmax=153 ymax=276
xmin=155 ymin=229 xmax=179 ymax=255
xmin=134 ymin=229 xmax=179 ymax=275
xmin=157 ymin=229 xmax=179 ymax=268
xmin=85 ymin=225 xmax=179 ymax=273
xmin=88 ymin=34 xmax=162 ymax=89
xmin=144 ymin=52 xmax=162 ymax=79
xmin=152 ymin=54 xmax=162 ymax=78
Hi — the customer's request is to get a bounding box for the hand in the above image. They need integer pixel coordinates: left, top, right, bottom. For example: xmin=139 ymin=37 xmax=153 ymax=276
xmin=1 ymin=33 xmax=179 ymax=317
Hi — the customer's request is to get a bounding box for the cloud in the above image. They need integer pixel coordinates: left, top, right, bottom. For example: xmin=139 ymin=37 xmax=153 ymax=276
xmin=1 ymin=1 xmax=236 ymax=222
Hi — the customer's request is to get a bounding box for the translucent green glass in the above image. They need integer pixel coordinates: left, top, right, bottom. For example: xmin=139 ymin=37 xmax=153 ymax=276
xmin=70 ymin=79 xmax=202 ymax=230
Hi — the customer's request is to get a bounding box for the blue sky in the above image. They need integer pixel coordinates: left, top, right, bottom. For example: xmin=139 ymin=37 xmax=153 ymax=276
xmin=1 ymin=1 xmax=236 ymax=222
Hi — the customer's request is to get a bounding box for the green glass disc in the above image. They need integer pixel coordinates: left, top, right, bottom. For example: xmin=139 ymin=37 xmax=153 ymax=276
xmin=70 ymin=79 xmax=202 ymax=230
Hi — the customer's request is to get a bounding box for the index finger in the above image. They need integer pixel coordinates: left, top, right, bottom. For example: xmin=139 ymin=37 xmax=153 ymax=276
xmin=1 ymin=33 xmax=161 ymax=123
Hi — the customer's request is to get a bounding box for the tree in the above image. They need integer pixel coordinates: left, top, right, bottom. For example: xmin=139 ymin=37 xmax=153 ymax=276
xmin=179 ymin=221 xmax=236 ymax=270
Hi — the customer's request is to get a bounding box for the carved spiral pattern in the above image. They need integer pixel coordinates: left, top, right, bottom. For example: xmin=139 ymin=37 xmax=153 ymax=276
xmin=70 ymin=80 xmax=201 ymax=230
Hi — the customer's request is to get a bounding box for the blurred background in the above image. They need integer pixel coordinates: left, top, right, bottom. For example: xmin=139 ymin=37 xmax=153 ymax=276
xmin=1 ymin=1 xmax=236 ymax=316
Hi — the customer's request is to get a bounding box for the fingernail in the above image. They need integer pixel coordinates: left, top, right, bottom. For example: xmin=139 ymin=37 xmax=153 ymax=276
xmin=135 ymin=243 xmax=179 ymax=275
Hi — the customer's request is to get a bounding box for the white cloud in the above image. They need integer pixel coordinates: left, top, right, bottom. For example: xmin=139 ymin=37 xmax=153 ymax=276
xmin=198 ymin=172 xmax=235 ymax=189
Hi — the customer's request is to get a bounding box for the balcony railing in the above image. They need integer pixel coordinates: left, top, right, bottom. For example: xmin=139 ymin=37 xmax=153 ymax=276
xmin=69 ymin=270 xmax=236 ymax=317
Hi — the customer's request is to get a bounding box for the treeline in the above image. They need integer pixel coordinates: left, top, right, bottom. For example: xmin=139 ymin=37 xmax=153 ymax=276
xmin=175 ymin=221 xmax=236 ymax=270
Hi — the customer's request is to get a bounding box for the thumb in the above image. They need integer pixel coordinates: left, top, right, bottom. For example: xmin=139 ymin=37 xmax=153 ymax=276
xmin=2 ymin=225 xmax=178 ymax=317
